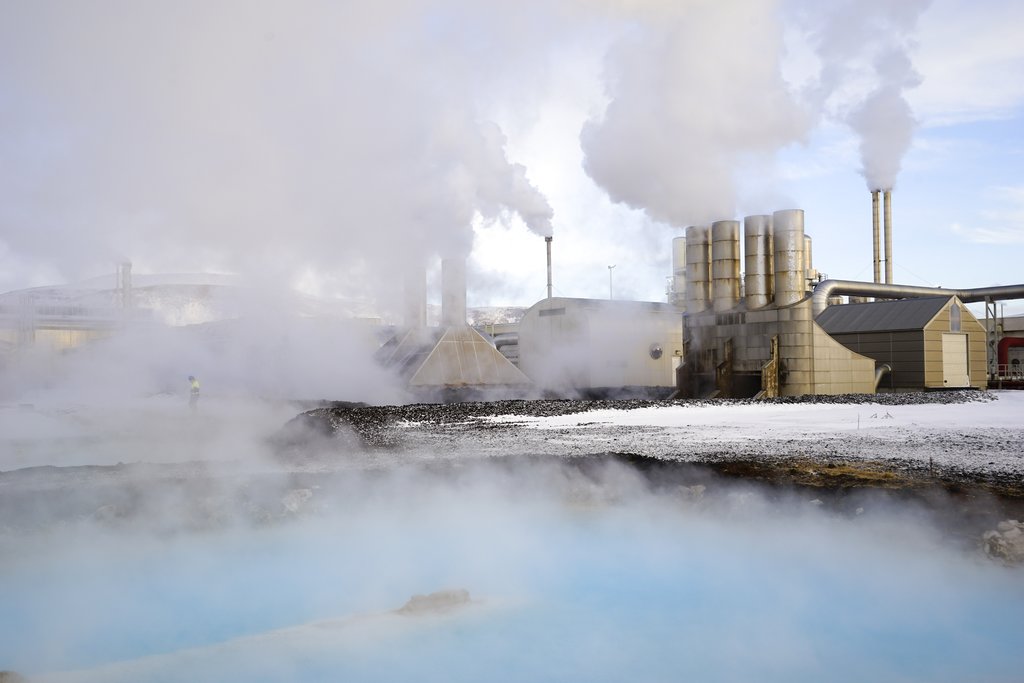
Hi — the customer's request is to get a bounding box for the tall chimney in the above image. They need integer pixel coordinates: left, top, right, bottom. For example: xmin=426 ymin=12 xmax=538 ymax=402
xmin=883 ymin=189 xmax=893 ymax=284
xmin=403 ymin=264 xmax=426 ymax=328
xmin=441 ymin=258 xmax=467 ymax=327
xmin=116 ymin=261 xmax=132 ymax=310
xmin=545 ymin=236 xmax=553 ymax=299
xmin=871 ymin=190 xmax=881 ymax=284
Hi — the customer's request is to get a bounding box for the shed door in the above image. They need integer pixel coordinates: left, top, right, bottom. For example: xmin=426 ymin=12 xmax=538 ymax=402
xmin=941 ymin=333 xmax=970 ymax=388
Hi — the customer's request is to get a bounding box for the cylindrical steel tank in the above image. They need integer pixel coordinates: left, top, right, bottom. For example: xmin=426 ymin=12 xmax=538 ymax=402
xmin=711 ymin=220 xmax=741 ymax=312
xmin=671 ymin=235 xmax=687 ymax=308
xmin=743 ymin=214 xmax=773 ymax=309
xmin=441 ymin=258 xmax=467 ymax=327
xmin=684 ymin=225 xmax=711 ymax=314
xmin=773 ymin=209 xmax=806 ymax=306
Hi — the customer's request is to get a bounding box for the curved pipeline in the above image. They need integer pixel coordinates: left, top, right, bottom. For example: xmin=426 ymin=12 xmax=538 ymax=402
xmin=494 ymin=333 xmax=518 ymax=350
xmin=874 ymin=363 xmax=892 ymax=391
xmin=812 ymin=279 xmax=1024 ymax=317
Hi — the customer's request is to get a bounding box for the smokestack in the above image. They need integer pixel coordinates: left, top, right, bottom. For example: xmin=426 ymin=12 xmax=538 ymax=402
xmin=116 ymin=261 xmax=132 ymax=310
xmin=871 ymin=190 xmax=881 ymax=284
xmin=883 ymin=189 xmax=893 ymax=285
xmin=403 ymin=264 xmax=426 ymax=329
xmin=441 ymin=258 xmax=467 ymax=328
xmin=545 ymin=236 xmax=553 ymax=299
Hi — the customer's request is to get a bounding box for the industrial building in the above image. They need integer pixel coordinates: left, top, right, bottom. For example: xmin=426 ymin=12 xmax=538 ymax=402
xmin=665 ymin=197 xmax=1024 ymax=398
xmin=517 ymin=297 xmax=683 ymax=398
xmin=375 ymin=258 xmax=533 ymax=399
xmin=816 ymin=296 xmax=987 ymax=391
xmin=4 ymin=192 xmax=1024 ymax=401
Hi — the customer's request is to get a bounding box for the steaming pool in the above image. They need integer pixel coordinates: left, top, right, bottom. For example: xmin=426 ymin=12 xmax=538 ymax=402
xmin=2 ymin=455 xmax=1023 ymax=683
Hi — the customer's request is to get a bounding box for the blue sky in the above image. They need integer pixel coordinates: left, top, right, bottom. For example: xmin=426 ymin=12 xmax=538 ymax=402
xmin=0 ymin=0 xmax=1021 ymax=317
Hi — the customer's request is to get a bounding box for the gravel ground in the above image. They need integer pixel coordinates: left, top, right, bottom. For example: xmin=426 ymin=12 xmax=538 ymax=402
xmin=281 ymin=390 xmax=1023 ymax=488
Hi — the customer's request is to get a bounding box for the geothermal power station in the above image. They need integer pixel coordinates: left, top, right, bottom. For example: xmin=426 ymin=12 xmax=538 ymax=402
xmin=2 ymin=196 xmax=1024 ymax=401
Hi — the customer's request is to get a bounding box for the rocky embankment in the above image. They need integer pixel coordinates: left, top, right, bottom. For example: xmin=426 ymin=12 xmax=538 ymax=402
xmin=2 ymin=391 xmax=1022 ymax=564
xmin=272 ymin=390 xmax=1024 ymax=561
xmin=278 ymin=390 xmax=1019 ymax=491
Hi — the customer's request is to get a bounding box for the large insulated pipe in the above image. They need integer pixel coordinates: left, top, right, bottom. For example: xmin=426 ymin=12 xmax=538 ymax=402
xmin=812 ymin=279 xmax=1024 ymax=317
xmin=684 ymin=225 xmax=711 ymax=314
xmin=403 ymin=264 xmax=427 ymax=328
xmin=441 ymin=258 xmax=467 ymax=327
xmin=772 ymin=209 xmax=806 ymax=307
xmin=884 ymin=189 xmax=893 ymax=284
xmin=872 ymin=190 xmax=881 ymax=284
xmin=743 ymin=214 xmax=773 ymax=309
xmin=545 ymin=236 xmax=553 ymax=299
xmin=711 ymin=220 xmax=741 ymax=312
xmin=671 ymin=235 xmax=687 ymax=308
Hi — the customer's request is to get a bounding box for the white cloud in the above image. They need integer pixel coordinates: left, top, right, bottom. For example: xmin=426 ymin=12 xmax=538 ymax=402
xmin=911 ymin=0 xmax=1024 ymax=125
xmin=950 ymin=185 xmax=1024 ymax=244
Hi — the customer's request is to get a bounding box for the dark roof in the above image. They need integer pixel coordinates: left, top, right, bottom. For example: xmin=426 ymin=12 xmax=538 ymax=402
xmin=816 ymin=296 xmax=953 ymax=334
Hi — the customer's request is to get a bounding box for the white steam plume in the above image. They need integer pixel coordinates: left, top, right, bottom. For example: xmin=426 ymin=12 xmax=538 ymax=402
xmin=0 ymin=1 xmax=555 ymax=297
xmin=580 ymin=0 xmax=810 ymax=227
xmin=847 ymin=50 xmax=923 ymax=191
xmin=795 ymin=0 xmax=932 ymax=190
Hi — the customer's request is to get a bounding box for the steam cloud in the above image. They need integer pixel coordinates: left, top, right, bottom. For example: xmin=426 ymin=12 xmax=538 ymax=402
xmin=580 ymin=0 xmax=810 ymax=227
xmin=580 ymin=0 xmax=933 ymax=225
xmin=798 ymin=0 xmax=932 ymax=190
xmin=0 ymin=1 xmax=555 ymax=297
xmin=1 ymin=0 xmax=938 ymax=292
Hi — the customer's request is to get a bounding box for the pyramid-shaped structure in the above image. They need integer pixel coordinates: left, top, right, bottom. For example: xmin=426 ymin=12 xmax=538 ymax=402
xmin=406 ymin=326 xmax=532 ymax=388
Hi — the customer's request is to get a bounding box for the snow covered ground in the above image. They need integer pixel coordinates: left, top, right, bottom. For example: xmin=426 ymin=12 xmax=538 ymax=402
xmin=303 ymin=390 xmax=1024 ymax=483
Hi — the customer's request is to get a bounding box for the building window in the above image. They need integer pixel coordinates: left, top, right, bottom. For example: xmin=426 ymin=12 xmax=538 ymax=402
xmin=950 ymin=305 xmax=961 ymax=332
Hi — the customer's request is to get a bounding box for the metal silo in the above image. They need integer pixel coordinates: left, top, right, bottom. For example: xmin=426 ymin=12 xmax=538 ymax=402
xmin=743 ymin=214 xmax=773 ymax=309
xmin=772 ymin=209 xmax=806 ymax=307
xmin=711 ymin=220 xmax=741 ymax=312
xmin=671 ymin=235 xmax=687 ymax=308
xmin=684 ymin=225 xmax=711 ymax=314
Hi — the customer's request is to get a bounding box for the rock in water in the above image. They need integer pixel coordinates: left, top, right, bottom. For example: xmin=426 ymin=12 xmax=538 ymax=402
xmin=983 ymin=520 xmax=1024 ymax=565
xmin=0 ymin=672 xmax=27 ymax=683
xmin=397 ymin=589 xmax=471 ymax=615
xmin=281 ymin=488 xmax=313 ymax=515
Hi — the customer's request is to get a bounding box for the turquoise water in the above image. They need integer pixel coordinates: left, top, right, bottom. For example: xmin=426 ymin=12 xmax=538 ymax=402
xmin=2 ymin=465 xmax=1022 ymax=682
